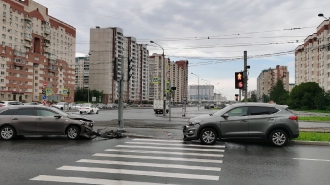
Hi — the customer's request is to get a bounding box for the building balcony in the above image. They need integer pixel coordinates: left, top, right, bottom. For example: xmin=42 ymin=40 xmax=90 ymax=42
xmin=49 ymin=59 xmax=56 ymax=65
xmin=14 ymin=58 xmax=25 ymax=66
xmin=49 ymin=54 xmax=57 ymax=60
xmin=44 ymin=27 xmax=51 ymax=35
xmin=14 ymin=50 xmax=25 ymax=57
xmin=24 ymin=34 xmax=32 ymax=41
xmin=44 ymin=48 xmax=51 ymax=53
xmin=24 ymin=42 xmax=32 ymax=48
xmin=44 ymin=42 xmax=51 ymax=47
xmin=48 ymin=66 xmax=58 ymax=71
xmin=24 ymin=17 xmax=32 ymax=22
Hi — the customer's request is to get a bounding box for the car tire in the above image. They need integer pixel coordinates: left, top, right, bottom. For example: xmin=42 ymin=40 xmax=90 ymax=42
xmin=200 ymin=128 xmax=218 ymax=145
xmin=60 ymin=107 xmax=63 ymax=110
xmin=66 ymin=126 xmax=80 ymax=140
xmin=80 ymin=111 xmax=83 ymax=114
xmin=269 ymin=129 xmax=288 ymax=147
xmin=96 ymin=110 xmax=99 ymax=114
xmin=0 ymin=125 xmax=16 ymax=140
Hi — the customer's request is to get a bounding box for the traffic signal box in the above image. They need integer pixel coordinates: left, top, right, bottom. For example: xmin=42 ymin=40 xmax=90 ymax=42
xmin=235 ymin=72 xmax=244 ymax=89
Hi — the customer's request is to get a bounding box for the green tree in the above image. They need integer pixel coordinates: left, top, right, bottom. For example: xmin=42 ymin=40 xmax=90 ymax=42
xmin=262 ymin=94 xmax=269 ymax=103
xmin=289 ymin=82 xmax=323 ymax=109
xmin=251 ymin=93 xmax=257 ymax=102
xmin=269 ymin=80 xmax=289 ymax=105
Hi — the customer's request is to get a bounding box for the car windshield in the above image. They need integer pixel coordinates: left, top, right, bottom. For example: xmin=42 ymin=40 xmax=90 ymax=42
xmin=212 ymin=105 xmax=234 ymax=116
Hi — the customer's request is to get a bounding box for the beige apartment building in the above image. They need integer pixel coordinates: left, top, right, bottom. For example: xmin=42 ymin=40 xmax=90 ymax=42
xmin=257 ymin=65 xmax=289 ymax=100
xmin=148 ymin=53 xmax=188 ymax=103
xmin=295 ymin=20 xmax=330 ymax=90
xmin=0 ymin=0 xmax=76 ymax=102
xmin=89 ymin=27 xmax=148 ymax=104
xmin=75 ymin=56 xmax=89 ymax=89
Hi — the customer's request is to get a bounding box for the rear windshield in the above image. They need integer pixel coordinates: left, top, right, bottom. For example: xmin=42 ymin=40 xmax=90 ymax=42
xmin=285 ymin=108 xmax=295 ymax=114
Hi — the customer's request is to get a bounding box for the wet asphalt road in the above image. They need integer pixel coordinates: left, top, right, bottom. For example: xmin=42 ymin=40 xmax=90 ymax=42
xmin=1 ymin=137 xmax=330 ymax=185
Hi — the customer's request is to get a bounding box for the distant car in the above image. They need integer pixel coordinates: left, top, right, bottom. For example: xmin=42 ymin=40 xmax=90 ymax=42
xmin=51 ymin=102 xmax=68 ymax=110
xmin=183 ymin=103 xmax=299 ymax=147
xmin=23 ymin=102 xmax=42 ymax=105
xmin=0 ymin=105 xmax=94 ymax=140
xmin=79 ymin=104 xmax=99 ymax=114
xmin=0 ymin=101 xmax=23 ymax=107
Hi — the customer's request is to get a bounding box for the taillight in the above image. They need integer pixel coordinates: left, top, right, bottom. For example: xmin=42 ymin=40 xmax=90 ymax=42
xmin=289 ymin=116 xmax=298 ymax=120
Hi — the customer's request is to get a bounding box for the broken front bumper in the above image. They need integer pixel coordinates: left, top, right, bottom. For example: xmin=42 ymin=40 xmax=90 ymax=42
xmin=183 ymin=125 xmax=199 ymax=141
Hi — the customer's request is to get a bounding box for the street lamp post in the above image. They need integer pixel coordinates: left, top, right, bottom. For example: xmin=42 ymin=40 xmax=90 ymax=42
xmin=191 ymin=73 xmax=200 ymax=111
xmin=318 ymin=13 xmax=329 ymax=20
xmin=150 ymin=41 xmax=166 ymax=116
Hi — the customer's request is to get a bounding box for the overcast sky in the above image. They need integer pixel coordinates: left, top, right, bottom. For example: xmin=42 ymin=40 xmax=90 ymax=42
xmin=36 ymin=0 xmax=330 ymax=100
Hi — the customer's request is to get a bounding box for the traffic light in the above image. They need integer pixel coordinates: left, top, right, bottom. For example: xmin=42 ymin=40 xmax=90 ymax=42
xmin=113 ymin=57 xmax=118 ymax=81
xmin=235 ymin=94 xmax=238 ymax=101
xmin=128 ymin=59 xmax=133 ymax=81
xmin=235 ymin=72 xmax=244 ymax=89
xmin=42 ymin=87 xmax=45 ymax=94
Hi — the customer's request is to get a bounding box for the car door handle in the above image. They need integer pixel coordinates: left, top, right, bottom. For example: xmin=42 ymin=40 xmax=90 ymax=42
xmin=241 ymin=120 xmax=248 ymax=122
xmin=268 ymin=118 xmax=275 ymax=121
xmin=36 ymin=118 xmax=42 ymax=120
xmin=12 ymin=118 xmax=18 ymax=120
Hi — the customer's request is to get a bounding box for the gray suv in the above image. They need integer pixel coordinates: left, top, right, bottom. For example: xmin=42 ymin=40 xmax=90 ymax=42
xmin=183 ymin=103 xmax=299 ymax=147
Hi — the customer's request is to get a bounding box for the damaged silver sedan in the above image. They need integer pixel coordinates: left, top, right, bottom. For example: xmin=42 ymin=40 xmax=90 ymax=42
xmin=0 ymin=105 xmax=95 ymax=140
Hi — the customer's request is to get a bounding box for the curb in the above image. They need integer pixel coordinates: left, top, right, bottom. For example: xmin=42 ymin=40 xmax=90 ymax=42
xmin=290 ymin=140 xmax=330 ymax=146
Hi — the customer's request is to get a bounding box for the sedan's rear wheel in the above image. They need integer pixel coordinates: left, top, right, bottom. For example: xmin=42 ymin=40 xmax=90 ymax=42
xmin=0 ymin=126 xmax=16 ymax=140
xmin=67 ymin=126 xmax=80 ymax=140
xmin=200 ymin=128 xmax=218 ymax=145
xmin=269 ymin=129 xmax=288 ymax=147
xmin=96 ymin=110 xmax=99 ymax=114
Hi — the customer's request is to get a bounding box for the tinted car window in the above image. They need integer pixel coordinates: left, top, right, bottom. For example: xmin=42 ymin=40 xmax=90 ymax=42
xmin=227 ymin=107 xmax=248 ymax=116
xmin=15 ymin=109 xmax=35 ymax=116
xmin=249 ymin=106 xmax=270 ymax=115
xmin=0 ymin=109 xmax=17 ymax=115
xmin=9 ymin=102 xmax=22 ymax=105
xmin=269 ymin=107 xmax=279 ymax=114
xmin=36 ymin=109 xmax=57 ymax=117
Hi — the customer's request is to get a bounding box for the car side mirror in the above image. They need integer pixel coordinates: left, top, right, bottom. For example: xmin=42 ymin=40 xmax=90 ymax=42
xmin=54 ymin=114 xmax=62 ymax=119
xmin=222 ymin=113 xmax=229 ymax=118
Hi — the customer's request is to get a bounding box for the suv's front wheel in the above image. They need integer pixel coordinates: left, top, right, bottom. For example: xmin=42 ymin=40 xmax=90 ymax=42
xmin=200 ymin=128 xmax=218 ymax=145
xmin=269 ymin=129 xmax=288 ymax=147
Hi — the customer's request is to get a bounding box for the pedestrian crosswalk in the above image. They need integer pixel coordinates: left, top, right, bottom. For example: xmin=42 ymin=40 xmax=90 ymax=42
xmin=30 ymin=138 xmax=225 ymax=185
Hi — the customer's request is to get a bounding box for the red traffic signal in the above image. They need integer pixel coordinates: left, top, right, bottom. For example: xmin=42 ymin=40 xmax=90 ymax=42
xmin=235 ymin=72 xmax=244 ymax=89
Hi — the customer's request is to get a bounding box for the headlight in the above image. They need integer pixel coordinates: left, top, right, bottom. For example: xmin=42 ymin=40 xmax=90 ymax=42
xmin=188 ymin=120 xmax=202 ymax=126
xmin=79 ymin=120 xmax=93 ymax=127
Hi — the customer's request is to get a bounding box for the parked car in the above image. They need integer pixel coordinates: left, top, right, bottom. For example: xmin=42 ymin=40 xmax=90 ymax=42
xmin=79 ymin=104 xmax=99 ymax=114
xmin=96 ymin=103 xmax=106 ymax=109
xmin=183 ymin=103 xmax=299 ymax=147
xmin=0 ymin=105 xmax=94 ymax=140
xmin=0 ymin=101 xmax=23 ymax=107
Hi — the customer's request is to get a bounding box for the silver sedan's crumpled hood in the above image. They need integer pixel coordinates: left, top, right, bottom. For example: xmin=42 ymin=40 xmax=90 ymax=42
xmin=67 ymin=114 xmax=93 ymax=122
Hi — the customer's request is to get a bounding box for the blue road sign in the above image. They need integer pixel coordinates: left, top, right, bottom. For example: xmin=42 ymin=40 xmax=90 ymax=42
xmin=42 ymin=95 xmax=47 ymax=100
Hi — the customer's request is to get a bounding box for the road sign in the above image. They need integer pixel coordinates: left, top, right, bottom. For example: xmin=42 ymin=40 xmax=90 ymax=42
xmin=45 ymin=88 xmax=53 ymax=96
xmin=42 ymin=99 xmax=47 ymax=105
xmin=62 ymin=89 xmax=68 ymax=95
xmin=42 ymin=95 xmax=47 ymax=100
xmin=152 ymin=76 xmax=158 ymax=84
xmin=43 ymin=82 xmax=47 ymax=87
xmin=92 ymin=97 xmax=96 ymax=102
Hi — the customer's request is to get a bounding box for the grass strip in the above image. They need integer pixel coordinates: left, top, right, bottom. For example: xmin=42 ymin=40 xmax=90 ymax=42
xmin=298 ymin=116 xmax=330 ymax=122
xmin=294 ymin=132 xmax=330 ymax=142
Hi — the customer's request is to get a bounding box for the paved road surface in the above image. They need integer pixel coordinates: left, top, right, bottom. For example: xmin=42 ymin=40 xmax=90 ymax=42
xmin=1 ymin=137 xmax=330 ymax=185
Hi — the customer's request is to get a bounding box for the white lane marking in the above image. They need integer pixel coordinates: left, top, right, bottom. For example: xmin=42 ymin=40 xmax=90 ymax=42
xmin=77 ymin=159 xmax=221 ymax=171
xmin=126 ymin=142 xmax=225 ymax=148
xmin=105 ymin=149 xmax=224 ymax=157
xmin=57 ymin=166 xmax=220 ymax=181
xmin=116 ymin=145 xmax=224 ymax=152
xmin=93 ymin=153 xmax=222 ymax=163
xmin=30 ymin=175 xmax=178 ymax=185
xmin=133 ymin=139 xmax=186 ymax=143
xmin=293 ymin=158 xmax=330 ymax=162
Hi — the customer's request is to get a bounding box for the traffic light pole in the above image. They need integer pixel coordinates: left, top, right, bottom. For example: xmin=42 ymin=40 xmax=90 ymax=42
xmin=118 ymin=56 xmax=125 ymax=132
xmin=239 ymin=89 xmax=241 ymax=101
xmin=244 ymin=51 xmax=248 ymax=102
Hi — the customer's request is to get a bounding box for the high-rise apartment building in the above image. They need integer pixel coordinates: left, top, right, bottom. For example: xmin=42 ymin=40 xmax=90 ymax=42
xmin=257 ymin=65 xmax=289 ymax=100
xmin=295 ymin=20 xmax=330 ymax=90
xmin=0 ymin=0 xmax=76 ymax=102
xmin=148 ymin=54 xmax=188 ymax=103
xmin=75 ymin=56 xmax=89 ymax=89
xmin=89 ymin=27 xmax=148 ymax=103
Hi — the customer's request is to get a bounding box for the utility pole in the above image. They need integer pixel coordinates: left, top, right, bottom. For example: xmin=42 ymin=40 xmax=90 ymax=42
xmin=244 ymin=51 xmax=248 ymax=102
xmin=191 ymin=73 xmax=200 ymax=111
xmin=118 ymin=56 xmax=125 ymax=132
